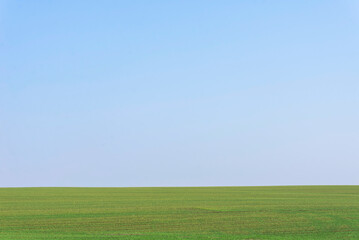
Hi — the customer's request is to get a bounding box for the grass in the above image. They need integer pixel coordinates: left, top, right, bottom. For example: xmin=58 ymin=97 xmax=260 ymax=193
xmin=1 ymin=186 xmax=359 ymax=239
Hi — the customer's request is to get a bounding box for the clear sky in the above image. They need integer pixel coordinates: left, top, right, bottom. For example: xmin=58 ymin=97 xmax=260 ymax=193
xmin=1 ymin=0 xmax=358 ymax=187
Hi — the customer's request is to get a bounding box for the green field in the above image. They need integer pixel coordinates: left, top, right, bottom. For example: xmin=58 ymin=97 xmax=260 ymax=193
xmin=1 ymin=186 xmax=359 ymax=239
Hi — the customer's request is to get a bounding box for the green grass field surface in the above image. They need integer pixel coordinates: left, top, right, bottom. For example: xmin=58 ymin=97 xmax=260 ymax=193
xmin=1 ymin=186 xmax=359 ymax=239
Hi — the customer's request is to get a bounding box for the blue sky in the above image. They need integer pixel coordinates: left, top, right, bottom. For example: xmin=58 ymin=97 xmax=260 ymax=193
xmin=1 ymin=0 xmax=358 ymax=187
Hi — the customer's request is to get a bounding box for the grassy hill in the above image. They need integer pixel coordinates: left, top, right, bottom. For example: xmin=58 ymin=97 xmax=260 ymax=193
xmin=1 ymin=186 xmax=359 ymax=239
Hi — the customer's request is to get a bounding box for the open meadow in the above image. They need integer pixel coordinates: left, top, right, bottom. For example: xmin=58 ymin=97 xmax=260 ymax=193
xmin=1 ymin=186 xmax=359 ymax=239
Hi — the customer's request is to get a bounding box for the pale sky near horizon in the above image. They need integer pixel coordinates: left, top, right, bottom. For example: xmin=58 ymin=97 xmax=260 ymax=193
xmin=1 ymin=0 xmax=358 ymax=187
